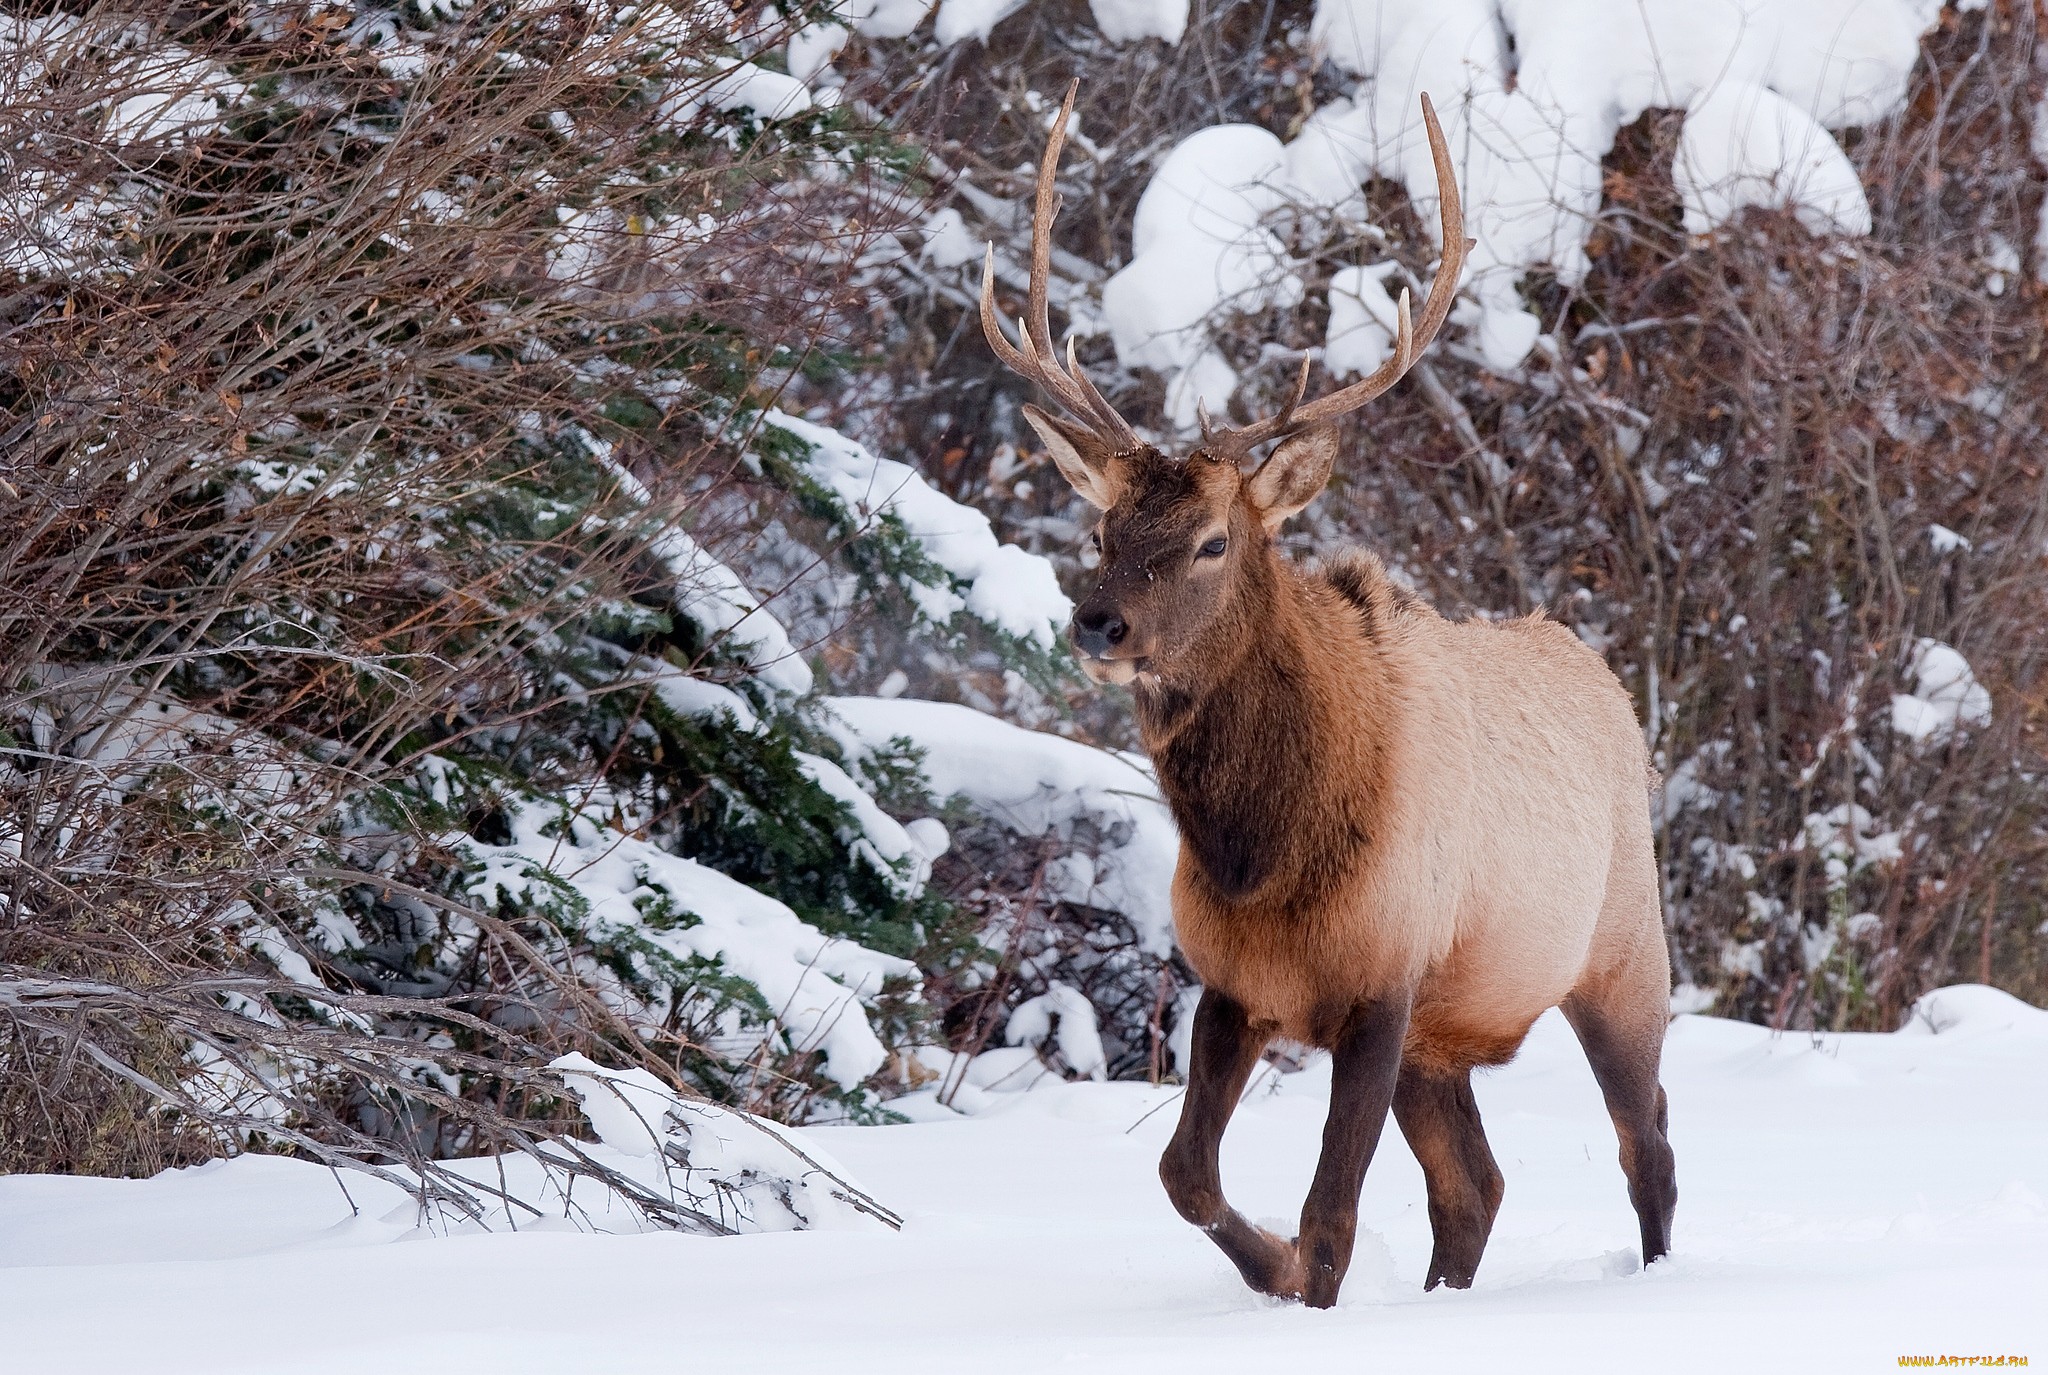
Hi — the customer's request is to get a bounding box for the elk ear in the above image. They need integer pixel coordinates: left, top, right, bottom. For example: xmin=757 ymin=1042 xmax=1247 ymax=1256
xmin=1245 ymin=424 xmax=1339 ymax=530
xmin=1022 ymin=404 xmax=1120 ymax=509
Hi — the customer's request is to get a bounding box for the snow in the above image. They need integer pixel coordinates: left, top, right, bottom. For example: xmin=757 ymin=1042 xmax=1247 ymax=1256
xmin=853 ymin=0 xmax=932 ymax=40
xmin=794 ymin=748 xmax=935 ymax=898
xmin=0 ymin=11 xmax=80 ymax=88
xmin=1096 ymin=0 xmax=1951 ymax=391
xmin=933 ymin=0 xmax=1027 ymax=46
xmin=1675 ymin=82 xmax=1872 ymax=237
xmin=768 ymin=410 xmax=1072 ymax=649
xmin=1325 ymin=262 xmax=1405 ymax=378
xmin=1982 ymin=234 xmax=2021 ymax=296
xmin=1668 ymin=981 xmax=1718 ymax=1014
xmin=550 ymin=1055 xmax=889 ymax=1232
xmin=2032 ymin=95 xmax=2048 ymax=283
xmin=904 ymin=815 xmax=951 ymax=857
xmin=1802 ymin=803 xmax=1905 ymax=875
xmin=100 ymin=43 xmax=247 ymax=145
xmin=703 ymin=61 xmax=814 ymax=121
xmin=651 ymin=525 xmax=815 ymax=696
xmin=647 ymin=663 xmax=760 ymax=731
xmin=460 ymin=794 xmax=917 ymax=1089
xmin=1161 ymin=348 xmax=1242 ymax=432
xmin=1089 ymin=0 xmax=1189 ymax=45
xmin=1897 ymin=981 xmax=2032 ymax=1034
xmin=1311 ymin=0 xmax=1502 ymax=88
xmin=1928 ymin=522 xmax=1972 ymax=554
xmin=1655 ymin=740 xmax=1727 ymax=827
xmin=786 ymin=22 xmax=849 ymax=83
xmin=913 ymin=1043 xmax=1060 ymax=1101
xmin=1888 ymin=637 xmax=1992 ymax=745
xmin=918 ymin=207 xmax=983 ymax=269
xmin=553 ymin=1055 xmax=682 ymax=1159
xmin=1101 ymin=124 xmax=1303 ymax=427
xmin=0 ymin=169 xmax=122 ymax=280
xmin=821 ymin=695 xmax=1181 ymax=950
xmin=642 ymin=407 xmax=1072 ymax=685
xmin=930 ymin=0 xmax=1187 ymax=45
xmin=1005 ymin=980 xmax=1109 ymax=1079
xmin=6 ymin=986 xmax=2045 ymax=1372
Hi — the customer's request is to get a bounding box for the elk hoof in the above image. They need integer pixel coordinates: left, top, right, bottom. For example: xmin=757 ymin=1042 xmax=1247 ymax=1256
xmin=1301 ymin=1238 xmax=1346 ymax=1308
xmin=1243 ymin=1232 xmax=1306 ymax=1302
xmin=1424 ymin=1257 xmax=1478 ymax=1290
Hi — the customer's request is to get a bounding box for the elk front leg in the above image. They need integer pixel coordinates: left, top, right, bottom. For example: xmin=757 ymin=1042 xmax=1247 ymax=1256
xmin=1296 ymin=990 xmax=1414 ymax=1308
xmin=1157 ymin=989 xmax=1301 ymax=1297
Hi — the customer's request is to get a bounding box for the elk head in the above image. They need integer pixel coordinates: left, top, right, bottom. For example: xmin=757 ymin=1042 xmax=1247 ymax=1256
xmin=980 ymin=84 xmax=1468 ymax=687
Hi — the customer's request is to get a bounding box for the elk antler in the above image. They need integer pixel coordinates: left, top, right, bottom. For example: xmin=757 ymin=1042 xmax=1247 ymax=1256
xmin=978 ymin=81 xmax=1144 ymax=454
xmin=1199 ymin=92 xmax=1472 ymax=462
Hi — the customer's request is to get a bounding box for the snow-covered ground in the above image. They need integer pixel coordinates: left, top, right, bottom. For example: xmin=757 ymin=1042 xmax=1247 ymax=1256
xmin=6 ymin=986 xmax=2044 ymax=1373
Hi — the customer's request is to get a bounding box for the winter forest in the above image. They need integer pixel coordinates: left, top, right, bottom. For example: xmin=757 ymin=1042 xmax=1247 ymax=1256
xmin=2 ymin=0 xmax=2045 ymax=1368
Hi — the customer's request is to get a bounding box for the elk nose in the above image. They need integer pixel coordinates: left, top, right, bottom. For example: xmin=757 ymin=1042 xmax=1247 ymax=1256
xmin=1071 ymin=607 xmax=1127 ymax=659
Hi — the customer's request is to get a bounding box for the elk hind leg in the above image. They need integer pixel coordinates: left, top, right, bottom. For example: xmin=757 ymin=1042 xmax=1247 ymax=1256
xmin=1392 ymin=1064 xmax=1504 ymax=1290
xmin=1563 ymin=958 xmax=1677 ymax=1266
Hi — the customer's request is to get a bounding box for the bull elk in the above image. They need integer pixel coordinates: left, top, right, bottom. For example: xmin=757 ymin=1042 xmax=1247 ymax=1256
xmin=978 ymin=85 xmax=1677 ymax=1308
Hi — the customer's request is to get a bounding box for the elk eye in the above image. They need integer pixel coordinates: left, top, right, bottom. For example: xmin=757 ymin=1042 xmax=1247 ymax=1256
xmin=1197 ymin=536 xmax=1227 ymax=560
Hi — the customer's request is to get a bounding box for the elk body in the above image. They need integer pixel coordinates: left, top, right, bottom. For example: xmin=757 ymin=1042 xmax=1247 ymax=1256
xmin=981 ymin=87 xmax=1677 ymax=1308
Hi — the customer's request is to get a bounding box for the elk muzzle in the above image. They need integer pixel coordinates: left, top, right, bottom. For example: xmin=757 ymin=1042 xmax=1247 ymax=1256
xmin=1070 ymin=600 xmax=1142 ymax=684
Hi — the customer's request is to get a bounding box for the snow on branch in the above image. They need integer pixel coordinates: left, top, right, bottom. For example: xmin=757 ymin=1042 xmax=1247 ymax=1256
xmin=766 ymin=410 xmax=1072 ymax=650
xmin=821 ymin=696 xmax=1180 ymax=952
xmin=1085 ymin=0 xmax=1954 ymax=411
xmin=1889 ymin=638 xmax=1992 ymax=747
xmin=551 ymin=1055 xmax=901 ymax=1232
xmin=652 ymin=526 xmax=817 ymax=698
xmin=459 ymin=793 xmax=919 ymax=1090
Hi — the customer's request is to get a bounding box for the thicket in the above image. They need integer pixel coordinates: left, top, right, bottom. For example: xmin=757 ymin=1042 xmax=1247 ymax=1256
xmin=0 ymin=0 xmax=1025 ymax=1194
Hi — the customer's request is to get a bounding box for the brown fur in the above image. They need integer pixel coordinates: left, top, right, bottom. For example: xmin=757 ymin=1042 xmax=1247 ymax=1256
xmin=1031 ymin=419 xmax=1679 ymax=1307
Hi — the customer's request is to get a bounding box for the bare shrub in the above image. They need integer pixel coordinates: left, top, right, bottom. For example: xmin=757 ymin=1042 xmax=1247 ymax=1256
xmin=1 ymin=2 xmax=913 ymax=1182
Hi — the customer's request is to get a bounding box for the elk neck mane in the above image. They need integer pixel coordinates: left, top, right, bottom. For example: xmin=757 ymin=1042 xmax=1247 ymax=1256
xmin=1133 ymin=540 xmax=1408 ymax=906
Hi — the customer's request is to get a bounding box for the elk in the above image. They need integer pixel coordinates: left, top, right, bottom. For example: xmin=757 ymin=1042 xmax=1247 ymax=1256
xmin=978 ymin=86 xmax=1677 ymax=1309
